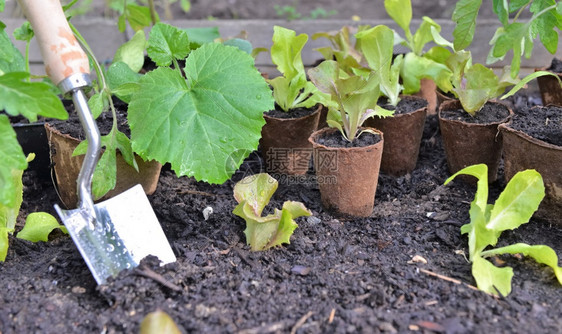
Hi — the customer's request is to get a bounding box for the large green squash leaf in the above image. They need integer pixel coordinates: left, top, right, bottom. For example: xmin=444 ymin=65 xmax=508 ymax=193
xmin=129 ymin=43 xmax=273 ymax=184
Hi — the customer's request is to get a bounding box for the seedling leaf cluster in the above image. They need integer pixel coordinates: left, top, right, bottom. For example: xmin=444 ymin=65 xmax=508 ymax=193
xmin=445 ymin=164 xmax=562 ymax=296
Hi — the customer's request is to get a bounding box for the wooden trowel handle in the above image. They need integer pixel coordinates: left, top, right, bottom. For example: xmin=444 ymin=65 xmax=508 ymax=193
xmin=17 ymin=0 xmax=89 ymax=86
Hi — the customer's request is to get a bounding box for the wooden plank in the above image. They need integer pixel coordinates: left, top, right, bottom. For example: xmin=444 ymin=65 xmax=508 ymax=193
xmin=3 ymin=18 xmax=560 ymax=76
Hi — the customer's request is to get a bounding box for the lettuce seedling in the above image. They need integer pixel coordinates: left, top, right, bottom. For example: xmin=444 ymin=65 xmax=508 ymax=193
xmin=355 ymin=25 xmax=402 ymax=106
xmin=445 ymin=164 xmax=562 ymax=296
xmin=378 ymin=0 xmax=453 ymax=96
xmin=452 ymin=0 xmax=562 ymax=78
xmin=268 ymin=26 xmax=326 ymax=112
xmin=312 ymin=25 xmax=370 ymax=76
xmin=308 ymin=60 xmax=394 ymax=141
xmin=431 ymin=28 xmax=562 ymax=115
xmin=233 ymin=173 xmax=311 ymax=251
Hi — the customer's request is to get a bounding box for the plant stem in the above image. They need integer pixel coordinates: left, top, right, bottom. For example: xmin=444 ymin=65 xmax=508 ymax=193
xmin=68 ymin=22 xmax=118 ymax=132
xmin=148 ymin=0 xmax=158 ymax=26
xmin=511 ymin=1 xmax=531 ymax=23
xmin=24 ymin=40 xmax=30 ymax=82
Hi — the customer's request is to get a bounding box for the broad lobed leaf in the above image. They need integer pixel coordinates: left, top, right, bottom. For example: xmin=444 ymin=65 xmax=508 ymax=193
xmin=147 ymin=22 xmax=190 ymax=67
xmin=452 ymin=0 xmax=482 ymax=51
xmin=129 ymin=43 xmax=273 ymax=184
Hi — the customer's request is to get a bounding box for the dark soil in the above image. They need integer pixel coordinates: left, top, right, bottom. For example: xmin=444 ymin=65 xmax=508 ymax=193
xmin=379 ymin=96 xmax=428 ymax=115
xmin=316 ymin=129 xmax=381 ymax=148
xmin=51 ymin=98 xmax=130 ymax=139
xmin=508 ymin=105 xmax=562 ymax=146
xmin=546 ymin=57 xmax=562 ymax=73
xmin=266 ymin=105 xmax=318 ymax=119
xmin=440 ymin=102 xmax=511 ymax=124
xmin=2 ymin=88 xmax=562 ymax=333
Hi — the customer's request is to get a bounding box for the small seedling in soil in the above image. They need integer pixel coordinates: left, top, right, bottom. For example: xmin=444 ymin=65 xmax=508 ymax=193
xmin=308 ymin=60 xmax=393 ymax=141
xmin=445 ymin=164 xmax=562 ymax=296
xmin=139 ymin=310 xmax=181 ymax=334
xmin=233 ymin=173 xmax=311 ymax=251
xmin=375 ymin=0 xmax=453 ymax=97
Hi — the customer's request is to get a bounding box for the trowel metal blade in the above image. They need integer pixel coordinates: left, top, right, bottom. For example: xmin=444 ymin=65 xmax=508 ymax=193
xmin=55 ymin=184 xmax=176 ymax=285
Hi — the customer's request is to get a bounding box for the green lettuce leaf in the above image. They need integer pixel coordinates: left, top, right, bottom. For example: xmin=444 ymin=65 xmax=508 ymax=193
xmin=17 ymin=212 xmax=68 ymax=242
xmin=233 ymin=173 xmax=311 ymax=251
xmin=482 ymin=243 xmax=562 ymax=285
xmin=472 ymin=255 xmax=514 ymax=296
xmin=113 ymin=30 xmax=146 ymax=73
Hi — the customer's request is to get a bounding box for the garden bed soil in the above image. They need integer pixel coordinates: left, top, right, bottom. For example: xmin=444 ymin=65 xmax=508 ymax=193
xmin=1 ymin=93 xmax=561 ymax=332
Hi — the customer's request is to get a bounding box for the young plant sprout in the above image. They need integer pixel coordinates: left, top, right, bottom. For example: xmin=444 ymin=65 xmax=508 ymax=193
xmin=233 ymin=173 xmax=311 ymax=251
xmin=268 ymin=26 xmax=327 ymax=112
xmin=445 ymin=164 xmax=562 ymax=296
xmin=308 ymin=59 xmax=393 ymax=141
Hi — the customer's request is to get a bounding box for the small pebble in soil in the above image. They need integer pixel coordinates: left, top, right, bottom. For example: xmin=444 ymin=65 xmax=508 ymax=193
xmin=307 ymin=216 xmax=321 ymax=225
xmin=291 ymin=265 xmax=311 ymax=276
xmin=202 ymin=206 xmax=213 ymax=221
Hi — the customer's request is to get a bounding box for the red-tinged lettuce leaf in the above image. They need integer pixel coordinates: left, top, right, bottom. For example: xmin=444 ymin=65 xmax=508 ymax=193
xmin=129 ymin=43 xmax=273 ymax=184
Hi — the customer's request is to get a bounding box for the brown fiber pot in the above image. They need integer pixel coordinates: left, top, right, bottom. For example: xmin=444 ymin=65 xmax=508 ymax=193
xmin=260 ymin=105 xmax=321 ymax=175
xmin=308 ymin=127 xmax=384 ymax=217
xmin=365 ymin=96 xmax=427 ymax=176
xmin=499 ymin=121 xmax=562 ymax=224
xmin=45 ymin=123 xmax=162 ymax=208
xmin=414 ymin=78 xmax=437 ymax=114
xmin=536 ymin=67 xmax=562 ymax=106
xmin=438 ymin=100 xmax=512 ymax=183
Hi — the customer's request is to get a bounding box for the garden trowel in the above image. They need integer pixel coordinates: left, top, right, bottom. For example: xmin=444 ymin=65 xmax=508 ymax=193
xmin=18 ymin=0 xmax=176 ymax=284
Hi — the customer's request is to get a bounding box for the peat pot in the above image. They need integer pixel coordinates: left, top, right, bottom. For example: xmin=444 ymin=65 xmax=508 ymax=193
xmin=365 ymin=96 xmax=427 ymax=176
xmin=414 ymin=78 xmax=437 ymax=114
xmin=13 ymin=122 xmax=51 ymax=181
xmin=260 ymin=104 xmax=321 ymax=175
xmin=439 ymin=100 xmax=512 ymax=183
xmin=308 ymin=127 xmax=384 ymax=217
xmin=499 ymin=105 xmax=562 ymax=224
xmin=536 ymin=58 xmax=562 ymax=106
xmin=45 ymin=123 xmax=162 ymax=208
